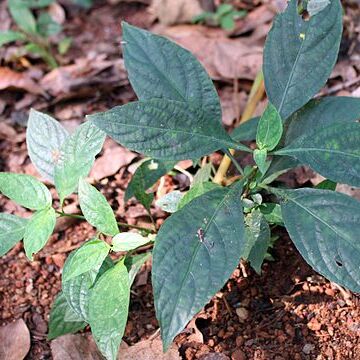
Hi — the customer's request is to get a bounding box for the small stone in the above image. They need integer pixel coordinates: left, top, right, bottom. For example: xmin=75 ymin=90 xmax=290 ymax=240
xmin=302 ymin=343 xmax=315 ymax=355
xmin=307 ymin=319 xmax=322 ymax=331
xmin=235 ymin=336 xmax=244 ymax=347
xmin=231 ymin=349 xmax=246 ymax=360
xmin=235 ymin=307 xmax=249 ymax=322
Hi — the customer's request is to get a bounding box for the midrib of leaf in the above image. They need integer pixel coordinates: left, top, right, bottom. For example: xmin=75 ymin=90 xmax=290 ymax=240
xmin=287 ymin=197 xmax=353 ymax=246
xmin=275 ymin=147 xmax=360 ymax=159
xmin=165 ymin=188 xmax=235 ymax=333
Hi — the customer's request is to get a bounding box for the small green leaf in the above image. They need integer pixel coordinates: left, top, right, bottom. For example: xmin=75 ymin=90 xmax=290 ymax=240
xmin=256 ymin=103 xmax=283 ymax=151
xmin=27 ymin=109 xmax=69 ymax=182
xmin=62 ymin=255 xmax=113 ymax=322
xmin=262 ymin=156 xmax=300 ymax=184
xmin=13 ymin=0 xmax=55 ymax=8
xmin=253 ymin=149 xmax=269 ymax=175
xmin=8 ymin=0 xmax=37 ymax=34
xmin=0 ymin=214 xmax=28 ymax=256
xmin=78 ymin=179 xmax=118 ymax=236
xmin=57 ymin=37 xmax=72 ymax=55
xmin=88 ymin=99 xmax=237 ymax=161
xmin=71 ymin=0 xmax=93 ymax=8
xmin=125 ymin=252 xmax=151 ymax=286
xmin=230 ymin=117 xmax=259 ymax=142
xmin=315 ymin=179 xmax=337 ymax=191
xmin=155 ymin=191 xmax=183 ymax=213
xmin=112 ymin=232 xmax=151 ymax=252
xmin=23 ymin=207 xmax=56 ymax=260
xmin=259 ymin=203 xmax=283 ymax=225
xmin=89 ymin=261 xmax=130 ymax=360
xmin=37 ymin=12 xmax=62 ymax=37
xmin=48 ymin=292 xmax=86 ymax=340
xmin=62 ymin=239 xmax=110 ymax=282
xmin=243 ymin=210 xmax=271 ymax=274
xmin=152 ymin=181 xmax=245 ymax=351
xmin=125 ymin=159 xmax=175 ymax=202
xmin=121 ymin=22 xmax=221 ymax=122
xmin=263 ymin=0 xmax=342 ymax=119
xmin=274 ymin=188 xmax=360 ymax=292
xmin=220 ymin=14 xmax=235 ymax=30
xmin=275 ymin=122 xmax=360 ymax=187
xmin=54 ymin=122 xmax=105 ymax=203
xmin=0 ymin=173 xmax=52 ymax=210
xmin=0 ymin=30 xmax=26 ymax=46
xmin=178 ymin=182 xmax=219 ymax=209
xmin=25 ymin=42 xmax=58 ymax=68
xmin=192 ymin=163 xmax=213 ymax=185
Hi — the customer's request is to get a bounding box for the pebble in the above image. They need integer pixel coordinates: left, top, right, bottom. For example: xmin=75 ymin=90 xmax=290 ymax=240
xmin=302 ymin=343 xmax=315 ymax=355
xmin=231 ymin=349 xmax=246 ymax=360
xmin=235 ymin=307 xmax=249 ymax=322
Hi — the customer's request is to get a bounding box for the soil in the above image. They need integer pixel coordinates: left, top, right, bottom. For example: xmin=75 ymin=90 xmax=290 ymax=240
xmin=0 ymin=1 xmax=359 ymax=359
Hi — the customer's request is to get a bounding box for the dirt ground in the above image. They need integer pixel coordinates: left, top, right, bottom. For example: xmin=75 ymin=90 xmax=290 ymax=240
xmin=0 ymin=0 xmax=359 ymax=359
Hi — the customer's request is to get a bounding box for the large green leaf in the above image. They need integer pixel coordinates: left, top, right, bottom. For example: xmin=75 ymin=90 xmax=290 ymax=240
xmin=54 ymin=122 xmax=105 ymax=203
xmin=275 ymin=188 xmax=360 ymax=292
xmin=283 ymin=97 xmax=360 ymax=145
xmin=177 ymin=182 xmax=219 ymax=209
xmin=0 ymin=173 xmax=52 ymax=210
xmin=125 ymin=252 xmax=151 ymax=287
xmin=48 ymin=292 xmax=86 ymax=340
xmin=230 ymin=117 xmax=259 ymax=142
xmin=88 ymin=99 xmax=241 ymax=161
xmin=152 ymin=182 xmax=245 ymax=350
xmin=0 ymin=214 xmax=28 ymax=256
xmin=275 ymin=122 xmax=360 ymax=187
xmin=263 ymin=0 xmax=342 ymax=119
xmin=62 ymin=239 xmax=110 ymax=282
xmin=125 ymin=159 xmax=175 ymax=202
xmin=78 ymin=179 xmax=118 ymax=236
xmin=122 ymin=22 xmax=221 ymax=122
xmin=88 ymin=261 xmax=130 ymax=360
xmin=0 ymin=30 xmax=26 ymax=47
xmin=27 ymin=109 xmax=69 ymax=182
xmin=112 ymin=232 xmax=151 ymax=252
xmin=243 ymin=210 xmax=271 ymax=274
xmin=8 ymin=0 xmax=37 ymax=34
xmin=62 ymin=255 xmax=113 ymax=322
xmin=23 ymin=207 xmax=56 ymax=260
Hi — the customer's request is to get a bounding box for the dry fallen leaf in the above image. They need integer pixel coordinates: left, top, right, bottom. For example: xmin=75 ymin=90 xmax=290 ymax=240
xmin=151 ymin=0 xmax=203 ymax=25
xmin=121 ymin=337 xmax=180 ymax=360
xmin=0 ymin=67 xmax=45 ymax=95
xmin=0 ymin=319 xmax=31 ymax=360
xmin=51 ymin=334 xmax=103 ymax=360
xmin=90 ymin=140 xmax=137 ymax=181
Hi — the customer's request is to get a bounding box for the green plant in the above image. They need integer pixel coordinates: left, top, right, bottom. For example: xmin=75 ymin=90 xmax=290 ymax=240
xmin=192 ymin=3 xmax=246 ymax=30
xmin=1 ymin=0 xmax=360 ymax=358
xmin=0 ymin=0 xmax=72 ymax=68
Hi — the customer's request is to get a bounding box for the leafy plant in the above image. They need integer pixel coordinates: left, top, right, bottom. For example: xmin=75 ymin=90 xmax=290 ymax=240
xmin=0 ymin=0 xmax=71 ymax=68
xmin=1 ymin=0 xmax=360 ymax=358
xmin=192 ymin=3 xmax=247 ymax=30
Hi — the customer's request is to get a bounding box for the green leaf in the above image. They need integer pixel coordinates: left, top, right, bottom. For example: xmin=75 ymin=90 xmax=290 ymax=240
xmin=0 ymin=173 xmax=52 ymax=210
xmin=62 ymin=255 xmax=113 ymax=322
xmin=27 ymin=109 xmax=69 ymax=182
xmin=230 ymin=117 xmax=259 ymax=142
xmin=216 ymin=4 xmax=234 ymax=16
xmin=243 ymin=210 xmax=271 ymax=274
xmin=152 ymin=182 xmax=245 ymax=351
xmin=263 ymin=0 xmax=342 ymax=119
xmin=54 ymin=122 xmax=105 ymax=203
xmin=88 ymin=99 xmax=237 ymax=161
xmin=57 ymin=36 xmax=72 ymax=55
xmin=23 ymin=207 xmax=56 ymax=260
xmin=125 ymin=252 xmax=151 ymax=286
xmin=37 ymin=12 xmax=62 ymax=37
xmin=155 ymin=191 xmax=183 ymax=213
xmin=275 ymin=188 xmax=360 ymax=292
xmin=71 ymin=0 xmax=93 ymax=8
xmin=78 ymin=179 xmax=118 ymax=236
xmin=112 ymin=232 xmax=151 ymax=252
xmin=48 ymin=292 xmax=86 ymax=340
xmin=307 ymin=0 xmax=331 ymax=16
xmin=256 ymin=103 xmax=283 ymax=151
xmin=0 ymin=214 xmax=28 ymax=256
xmin=262 ymin=156 xmax=300 ymax=184
xmin=121 ymin=22 xmax=221 ymax=122
xmin=192 ymin=163 xmax=213 ymax=185
xmin=220 ymin=14 xmax=235 ymax=30
xmin=275 ymin=122 xmax=360 ymax=187
xmin=62 ymin=239 xmax=110 ymax=282
xmin=259 ymin=203 xmax=283 ymax=225
xmin=253 ymin=149 xmax=269 ymax=175
xmin=125 ymin=159 xmax=175 ymax=206
xmin=315 ymin=179 xmax=337 ymax=191
xmin=0 ymin=30 xmax=26 ymax=46
xmin=178 ymin=182 xmax=219 ymax=209
xmin=8 ymin=0 xmax=37 ymax=34
xmin=283 ymin=97 xmax=360 ymax=146
xmin=88 ymin=261 xmax=130 ymax=360
xmin=12 ymin=0 xmax=55 ymax=8
xmin=24 ymin=42 xmax=58 ymax=68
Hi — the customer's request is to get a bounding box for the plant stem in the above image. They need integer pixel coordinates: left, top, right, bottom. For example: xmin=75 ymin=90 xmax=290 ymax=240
xmin=55 ymin=210 xmax=154 ymax=233
xmin=213 ymin=71 xmax=265 ymax=184
xmin=223 ymin=149 xmax=244 ymax=176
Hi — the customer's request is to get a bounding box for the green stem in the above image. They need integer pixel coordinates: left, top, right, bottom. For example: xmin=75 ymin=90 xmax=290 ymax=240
xmin=55 ymin=211 xmax=154 ymax=233
xmin=223 ymin=149 xmax=245 ymax=176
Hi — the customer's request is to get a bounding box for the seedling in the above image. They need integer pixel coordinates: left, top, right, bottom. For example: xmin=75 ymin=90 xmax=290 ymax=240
xmin=192 ymin=3 xmax=247 ymax=30
xmin=0 ymin=0 xmax=72 ymax=68
xmin=0 ymin=1 xmax=359 ymax=359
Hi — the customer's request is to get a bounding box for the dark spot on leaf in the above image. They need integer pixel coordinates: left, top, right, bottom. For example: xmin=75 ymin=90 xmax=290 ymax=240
xmin=335 ymin=259 xmax=343 ymax=267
